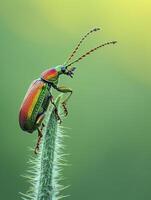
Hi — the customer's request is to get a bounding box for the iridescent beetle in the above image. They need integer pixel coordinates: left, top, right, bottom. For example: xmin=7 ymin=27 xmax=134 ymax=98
xmin=19 ymin=27 xmax=117 ymax=153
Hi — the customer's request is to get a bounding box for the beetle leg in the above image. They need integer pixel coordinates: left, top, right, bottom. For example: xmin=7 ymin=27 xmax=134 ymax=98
xmin=62 ymin=90 xmax=72 ymax=116
xmin=50 ymin=96 xmax=62 ymax=123
xmin=52 ymin=84 xmax=72 ymax=116
xmin=36 ymin=113 xmax=45 ymax=125
xmin=34 ymin=127 xmax=43 ymax=154
xmin=34 ymin=115 xmax=45 ymax=154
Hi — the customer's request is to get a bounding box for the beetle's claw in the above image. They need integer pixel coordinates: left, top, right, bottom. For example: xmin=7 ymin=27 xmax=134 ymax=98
xmin=59 ymin=118 xmax=62 ymax=124
xmin=57 ymin=116 xmax=62 ymax=124
xmin=34 ymin=146 xmax=39 ymax=155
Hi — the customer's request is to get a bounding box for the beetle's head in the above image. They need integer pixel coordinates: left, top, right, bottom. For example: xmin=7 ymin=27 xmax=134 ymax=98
xmin=56 ymin=65 xmax=76 ymax=78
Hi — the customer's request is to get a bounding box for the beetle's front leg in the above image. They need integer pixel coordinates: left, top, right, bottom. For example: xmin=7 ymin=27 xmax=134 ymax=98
xmin=62 ymin=89 xmax=72 ymax=116
xmin=52 ymin=84 xmax=73 ymax=116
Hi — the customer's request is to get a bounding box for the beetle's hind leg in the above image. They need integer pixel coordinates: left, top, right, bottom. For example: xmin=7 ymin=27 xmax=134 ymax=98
xmin=34 ymin=127 xmax=43 ymax=154
xmin=34 ymin=114 xmax=45 ymax=154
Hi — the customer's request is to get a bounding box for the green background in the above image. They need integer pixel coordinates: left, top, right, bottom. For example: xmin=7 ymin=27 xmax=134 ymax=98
xmin=1 ymin=0 xmax=151 ymax=199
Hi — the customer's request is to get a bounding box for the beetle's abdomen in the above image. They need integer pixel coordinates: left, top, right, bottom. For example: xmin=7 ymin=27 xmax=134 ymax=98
xmin=41 ymin=68 xmax=58 ymax=81
xmin=19 ymin=79 xmax=46 ymax=132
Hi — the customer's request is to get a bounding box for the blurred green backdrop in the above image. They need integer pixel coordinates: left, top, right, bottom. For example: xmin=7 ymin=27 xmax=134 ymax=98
xmin=0 ymin=0 xmax=151 ymax=199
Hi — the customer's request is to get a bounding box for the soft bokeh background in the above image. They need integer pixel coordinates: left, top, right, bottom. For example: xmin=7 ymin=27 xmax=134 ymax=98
xmin=0 ymin=0 xmax=151 ymax=199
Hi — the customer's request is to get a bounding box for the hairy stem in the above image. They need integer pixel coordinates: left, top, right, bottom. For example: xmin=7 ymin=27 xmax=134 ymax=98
xmin=21 ymin=95 xmax=67 ymax=200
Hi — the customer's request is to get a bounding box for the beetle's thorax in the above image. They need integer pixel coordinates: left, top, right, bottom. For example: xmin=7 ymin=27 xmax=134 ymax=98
xmin=41 ymin=68 xmax=58 ymax=82
xmin=41 ymin=65 xmax=65 ymax=82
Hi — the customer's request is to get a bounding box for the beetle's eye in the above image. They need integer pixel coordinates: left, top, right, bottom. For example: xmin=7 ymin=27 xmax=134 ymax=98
xmin=61 ymin=66 xmax=66 ymax=73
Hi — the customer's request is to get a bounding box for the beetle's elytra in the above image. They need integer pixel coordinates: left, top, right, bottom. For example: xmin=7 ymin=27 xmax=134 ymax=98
xmin=19 ymin=27 xmax=117 ymax=153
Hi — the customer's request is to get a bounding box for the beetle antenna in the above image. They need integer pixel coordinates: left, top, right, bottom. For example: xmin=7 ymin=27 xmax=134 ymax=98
xmin=65 ymin=41 xmax=117 ymax=68
xmin=64 ymin=27 xmax=100 ymax=66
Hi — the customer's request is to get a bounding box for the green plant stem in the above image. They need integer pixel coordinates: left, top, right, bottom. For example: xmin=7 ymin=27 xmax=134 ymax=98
xmin=21 ymin=95 xmax=67 ymax=200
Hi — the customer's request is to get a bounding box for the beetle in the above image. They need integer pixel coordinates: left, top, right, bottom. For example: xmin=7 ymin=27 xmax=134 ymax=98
xmin=19 ymin=27 xmax=117 ymax=153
